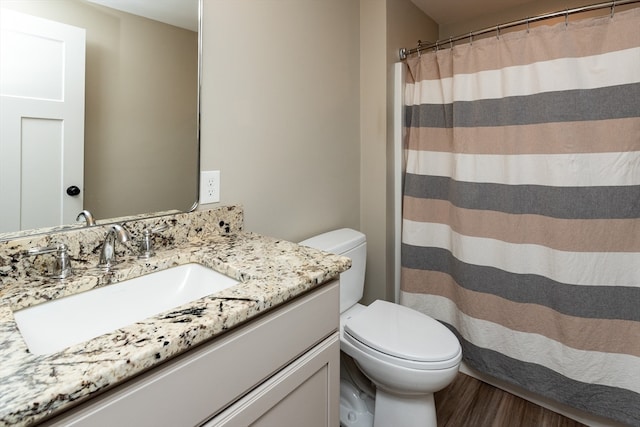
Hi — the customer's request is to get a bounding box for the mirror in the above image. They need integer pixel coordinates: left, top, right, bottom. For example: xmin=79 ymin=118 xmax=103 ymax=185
xmin=0 ymin=0 xmax=199 ymax=238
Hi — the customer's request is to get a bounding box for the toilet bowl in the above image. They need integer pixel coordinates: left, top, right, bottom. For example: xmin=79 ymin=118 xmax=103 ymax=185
xmin=340 ymin=302 xmax=461 ymax=427
xmin=300 ymin=229 xmax=462 ymax=427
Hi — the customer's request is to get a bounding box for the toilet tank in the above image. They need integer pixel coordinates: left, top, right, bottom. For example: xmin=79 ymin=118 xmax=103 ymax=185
xmin=299 ymin=228 xmax=366 ymax=314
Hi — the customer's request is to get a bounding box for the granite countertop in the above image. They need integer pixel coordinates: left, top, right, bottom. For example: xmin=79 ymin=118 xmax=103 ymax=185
xmin=0 ymin=231 xmax=351 ymax=426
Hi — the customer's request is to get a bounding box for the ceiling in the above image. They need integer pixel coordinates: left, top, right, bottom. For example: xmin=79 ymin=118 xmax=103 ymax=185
xmin=410 ymin=0 xmax=534 ymax=25
xmin=87 ymin=0 xmax=198 ymax=31
xmin=90 ymin=0 xmax=533 ymax=32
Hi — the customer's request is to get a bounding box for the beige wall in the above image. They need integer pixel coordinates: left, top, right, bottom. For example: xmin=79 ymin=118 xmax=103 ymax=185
xmin=359 ymin=0 xmax=387 ymax=304
xmin=200 ymin=0 xmax=361 ymax=242
xmin=358 ymin=0 xmax=437 ymax=304
xmin=383 ymin=0 xmax=437 ymax=303
xmin=0 ymin=0 xmax=198 ymax=221
xmin=200 ymin=0 xmax=434 ymax=305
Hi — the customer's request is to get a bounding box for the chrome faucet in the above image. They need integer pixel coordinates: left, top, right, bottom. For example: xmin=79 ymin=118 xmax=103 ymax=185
xmin=98 ymin=224 xmax=131 ymax=268
xmin=76 ymin=210 xmax=96 ymax=226
xmin=26 ymin=243 xmax=74 ymax=279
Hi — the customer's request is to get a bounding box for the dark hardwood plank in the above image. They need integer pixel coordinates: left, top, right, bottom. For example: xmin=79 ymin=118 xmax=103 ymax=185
xmin=434 ymin=374 xmax=587 ymax=427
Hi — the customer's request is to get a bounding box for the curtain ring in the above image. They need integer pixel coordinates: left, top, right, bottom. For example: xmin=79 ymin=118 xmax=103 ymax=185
xmin=526 ymin=17 xmax=530 ymax=33
xmin=435 ymin=40 xmax=440 ymax=51
xmin=469 ymin=32 xmax=473 ymax=45
xmin=417 ymin=40 xmax=421 ymax=57
xmin=611 ymin=0 xmax=616 ymax=18
xmin=449 ymin=36 xmax=453 ymax=50
xmin=496 ymin=25 xmax=500 ymax=39
xmin=565 ymin=9 xmax=569 ymax=27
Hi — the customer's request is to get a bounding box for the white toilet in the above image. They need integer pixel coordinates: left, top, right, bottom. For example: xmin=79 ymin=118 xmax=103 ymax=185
xmin=300 ymin=228 xmax=462 ymax=427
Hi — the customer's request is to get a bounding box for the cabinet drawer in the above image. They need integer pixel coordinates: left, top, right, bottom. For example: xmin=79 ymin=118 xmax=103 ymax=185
xmin=42 ymin=280 xmax=339 ymax=427
xmin=206 ymin=333 xmax=339 ymax=427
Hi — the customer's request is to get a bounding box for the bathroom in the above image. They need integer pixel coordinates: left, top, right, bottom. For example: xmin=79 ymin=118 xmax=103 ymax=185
xmin=1 ymin=0 xmax=638 ymax=426
xmin=206 ymin=3 xmax=639 ymax=424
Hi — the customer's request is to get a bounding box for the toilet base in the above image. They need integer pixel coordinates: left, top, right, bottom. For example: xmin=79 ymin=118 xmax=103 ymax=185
xmin=373 ymin=388 xmax=436 ymax=427
xmin=339 ymin=379 xmax=374 ymax=427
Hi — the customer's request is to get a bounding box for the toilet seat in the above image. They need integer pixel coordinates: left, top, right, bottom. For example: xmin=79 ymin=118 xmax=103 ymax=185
xmin=343 ymin=300 xmax=461 ymax=370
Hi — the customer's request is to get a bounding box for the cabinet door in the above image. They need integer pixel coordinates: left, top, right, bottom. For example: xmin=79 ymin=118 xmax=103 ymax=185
xmin=207 ymin=333 xmax=340 ymax=427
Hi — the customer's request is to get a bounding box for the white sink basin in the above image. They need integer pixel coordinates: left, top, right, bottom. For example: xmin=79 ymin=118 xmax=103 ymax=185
xmin=13 ymin=263 xmax=239 ymax=355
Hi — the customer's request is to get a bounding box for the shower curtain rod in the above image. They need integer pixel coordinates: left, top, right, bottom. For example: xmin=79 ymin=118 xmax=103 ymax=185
xmin=399 ymin=0 xmax=640 ymax=60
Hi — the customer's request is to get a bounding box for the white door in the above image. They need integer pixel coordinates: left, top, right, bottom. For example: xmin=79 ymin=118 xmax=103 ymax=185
xmin=0 ymin=8 xmax=85 ymax=232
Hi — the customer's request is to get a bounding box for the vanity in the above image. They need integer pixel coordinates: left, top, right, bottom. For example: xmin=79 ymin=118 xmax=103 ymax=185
xmin=1 ymin=4 xmax=348 ymax=425
xmin=0 ymin=206 xmax=350 ymax=426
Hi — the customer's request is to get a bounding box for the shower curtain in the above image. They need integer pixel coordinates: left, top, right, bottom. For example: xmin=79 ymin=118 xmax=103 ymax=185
xmin=400 ymin=7 xmax=639 ymax=425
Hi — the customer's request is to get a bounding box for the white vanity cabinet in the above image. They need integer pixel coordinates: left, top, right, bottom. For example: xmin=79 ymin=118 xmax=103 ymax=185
xmin=41 ymin=280 xmax=340 ymax=427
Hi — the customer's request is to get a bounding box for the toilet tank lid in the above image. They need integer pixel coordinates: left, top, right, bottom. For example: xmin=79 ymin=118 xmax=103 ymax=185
xmin=299 ymin=228 xmax=365 ymax=255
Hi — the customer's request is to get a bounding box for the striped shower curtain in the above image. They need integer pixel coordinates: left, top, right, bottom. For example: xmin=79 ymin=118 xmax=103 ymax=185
xmin=400 ymin=7 xmax=639 ymax=426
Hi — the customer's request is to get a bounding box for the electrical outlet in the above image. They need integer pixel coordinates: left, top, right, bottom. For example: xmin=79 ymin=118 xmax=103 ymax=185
xmin=200 ymin=170 xmax=220 ymax=204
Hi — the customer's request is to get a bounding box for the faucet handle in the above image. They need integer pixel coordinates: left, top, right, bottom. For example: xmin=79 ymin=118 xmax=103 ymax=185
xmin=26 ymin=243 xmax=74 ymax=279
xmin=138 ymin=224 xmax=169 ymax=259
xmin=149 ymin=224 xmax=168 ymax=234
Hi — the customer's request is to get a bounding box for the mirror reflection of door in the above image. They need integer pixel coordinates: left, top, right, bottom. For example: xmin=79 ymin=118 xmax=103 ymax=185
xmin=0 ymin=9 xmax=85 ymax=232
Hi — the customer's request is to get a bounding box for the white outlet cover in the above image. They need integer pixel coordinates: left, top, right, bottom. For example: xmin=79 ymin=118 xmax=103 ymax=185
xmin=200 ymin=170 xmax=220 ymax=204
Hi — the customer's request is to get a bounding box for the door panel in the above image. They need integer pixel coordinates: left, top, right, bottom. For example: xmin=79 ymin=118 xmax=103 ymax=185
xmin=0 ymin=8 xmax=85 ymax=232
xmin=21 ymin=118 xmax=64 ymax=230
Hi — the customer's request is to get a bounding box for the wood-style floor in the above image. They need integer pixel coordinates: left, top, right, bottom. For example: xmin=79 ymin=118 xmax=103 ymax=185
xmin=434 ymin=373 xmax=587 ymax=427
